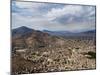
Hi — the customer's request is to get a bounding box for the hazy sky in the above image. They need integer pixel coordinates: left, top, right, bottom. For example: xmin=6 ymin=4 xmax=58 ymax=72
xmin=12 ymin=1 xmax=96 ymax=32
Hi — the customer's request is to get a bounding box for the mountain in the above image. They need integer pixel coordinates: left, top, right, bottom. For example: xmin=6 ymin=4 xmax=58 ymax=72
xmin=12 ymin=26 xmax=34 ymax=37
xmin=43 ymin=29 xmax=96 ymax=37
xmin=81 ymin=30 xmax=96 ymax=34
xmin=12 ymin=26 xmax=96 ymax=51
xmin=12 ymin=26 xmax=61 ymax=51
xmin=43 ymin=30 xmax=71 ymax=36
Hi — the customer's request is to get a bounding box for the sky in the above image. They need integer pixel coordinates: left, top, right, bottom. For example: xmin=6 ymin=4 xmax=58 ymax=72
xmin=12 ymin=1 xmax=96 ymax=32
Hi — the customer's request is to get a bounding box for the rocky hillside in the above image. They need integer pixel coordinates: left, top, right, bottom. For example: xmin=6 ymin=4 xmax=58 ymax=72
xmin=12 ymin=26 xmax=96 ymax=75
xmin=12 ymin=26 xmax=65 ymax=51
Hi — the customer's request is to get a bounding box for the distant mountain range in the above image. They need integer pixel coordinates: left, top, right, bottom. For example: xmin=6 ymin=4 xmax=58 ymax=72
xmin=43 ymin=30 xmax=71 ymax=36
xmin=43 ymin=29 xmax=96 ymax=37
xmin=81 ymin=30 xmax=96 ymax=34
xmin=12 ymin=26 xmax=96 ymax=37
xmin=12 ymin=26 xmax=96 ymax=51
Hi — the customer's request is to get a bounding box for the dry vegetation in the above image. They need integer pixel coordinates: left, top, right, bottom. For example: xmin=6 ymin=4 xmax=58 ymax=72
xmin=12 ymin=37 xmax=96 ymax=75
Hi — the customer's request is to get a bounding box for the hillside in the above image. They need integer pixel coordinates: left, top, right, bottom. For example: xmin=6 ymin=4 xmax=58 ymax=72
xmin=12 ymin=26 xmax=96 ymax=75
xmin=12 ymin=26 xmax=64 ymax=51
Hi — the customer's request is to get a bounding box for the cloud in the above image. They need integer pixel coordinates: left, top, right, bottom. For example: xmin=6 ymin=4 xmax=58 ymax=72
xmin=12 ymin=1 xmax=96 ymax=32
xmin=45 ymin=5 xmax=83 ymax=20
xmin=12 ymin=1 xmax=47 ymax=17
xmin=45 ymin=5 xmax=95 ymax=23
xmin=15 ymin=1 xmax=45 ymax=9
